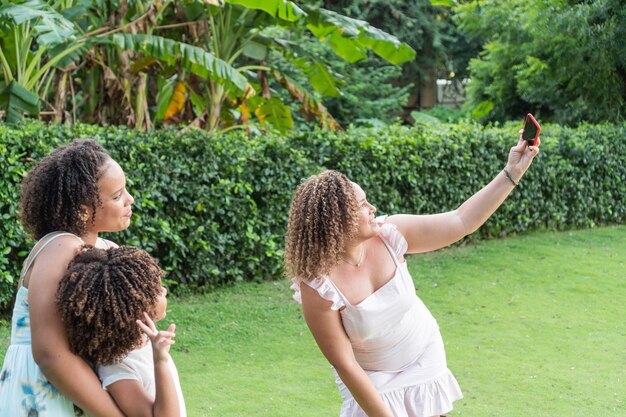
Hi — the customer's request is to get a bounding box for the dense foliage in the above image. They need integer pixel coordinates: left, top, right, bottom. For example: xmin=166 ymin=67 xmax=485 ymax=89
xmin=272 ymin=35 xmax=412 ymax=127
xmin=0 ymin=0 xmax=415 ymax=132
xmin=2 ymin=0 xmax=621 ymax=134
xmin=455 ymin=0 xmax=626 ymax=124
xmin=1 ymin=120 xmax=624 ymax=313
xmin=321 ymin=0 xmax=472 ymax=119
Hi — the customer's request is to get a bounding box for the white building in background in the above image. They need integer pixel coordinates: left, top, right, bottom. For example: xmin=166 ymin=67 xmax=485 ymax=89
xmin=436 ymin=78 xmax=470 ymax=107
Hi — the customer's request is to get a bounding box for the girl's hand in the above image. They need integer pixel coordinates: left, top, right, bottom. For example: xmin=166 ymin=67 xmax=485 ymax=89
xmin=505 ymin=129 xmax=541 ymax=182
xmin=136 ymin=312 xmax=176 ymax=363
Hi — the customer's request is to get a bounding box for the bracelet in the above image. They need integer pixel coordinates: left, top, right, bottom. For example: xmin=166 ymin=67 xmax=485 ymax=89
xmin=503 ymin=169 xmax=518 ymax=186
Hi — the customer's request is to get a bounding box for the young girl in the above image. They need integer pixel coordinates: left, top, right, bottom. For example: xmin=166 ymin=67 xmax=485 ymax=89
xmin=56 ymin=246 xmax=186 ymax=417
xmin=0 ymin=139 xmax=132 ymax=417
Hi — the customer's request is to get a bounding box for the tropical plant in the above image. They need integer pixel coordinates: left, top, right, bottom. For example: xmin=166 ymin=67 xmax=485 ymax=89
xmin=0 ymin=0 xmax=85 ymax=123
xmin=153 ymin=0 xmax=417 ymax=132
xmin=0 ymin=0 xmax=416 ymax=132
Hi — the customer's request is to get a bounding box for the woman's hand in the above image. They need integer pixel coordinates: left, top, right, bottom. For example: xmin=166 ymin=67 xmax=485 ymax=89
xmin=136 ymin=312 xmax=176 ymax=363
xmin=505 ymin=130 xmax=541 ymax=183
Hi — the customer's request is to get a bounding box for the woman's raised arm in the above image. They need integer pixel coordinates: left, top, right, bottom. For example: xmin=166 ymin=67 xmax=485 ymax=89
xmin=391 ymin=136 xmax=540 ymax=254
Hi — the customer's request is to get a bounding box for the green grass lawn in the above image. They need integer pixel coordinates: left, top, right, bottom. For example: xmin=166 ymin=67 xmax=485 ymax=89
xmin=1 ymin=226 xmax=624 ymax=417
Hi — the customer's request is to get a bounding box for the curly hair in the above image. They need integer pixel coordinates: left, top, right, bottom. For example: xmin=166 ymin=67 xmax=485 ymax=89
xmin=20 ymin=139 xmax=112 ymax=239
xmin=56 ymin=246 xmax=164 ymax=366
xmin=284 ymin=170 xmax=360 ymax=282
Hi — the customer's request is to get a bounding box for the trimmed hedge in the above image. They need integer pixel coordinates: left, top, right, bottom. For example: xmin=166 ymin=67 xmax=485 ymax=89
xmin=290 ymin=122 xmax=626 ymax=234
xmin=1 ymin=121 xmax=624 ymax=313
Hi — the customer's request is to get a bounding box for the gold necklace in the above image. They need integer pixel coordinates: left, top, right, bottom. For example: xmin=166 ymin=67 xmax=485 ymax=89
xmin=342 ymin=245 xmax=365 ymax=267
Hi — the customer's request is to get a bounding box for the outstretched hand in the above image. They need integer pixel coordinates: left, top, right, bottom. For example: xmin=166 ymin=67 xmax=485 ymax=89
xmin=506 ymin=129 xmax=541 ymax=182
xmin=136 ymin=312 xmax=176 ymax=363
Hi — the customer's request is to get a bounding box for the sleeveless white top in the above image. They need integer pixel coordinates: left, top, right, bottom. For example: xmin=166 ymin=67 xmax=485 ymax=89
xmin=98 ymin=342 xmax=187 ymax=417
xmin=292 ymin=221 xmax=463 ymax=417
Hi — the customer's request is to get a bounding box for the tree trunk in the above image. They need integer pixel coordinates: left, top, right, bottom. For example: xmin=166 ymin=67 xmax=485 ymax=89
xmin=419 ymin=33 xmax=437 ymax=109
xmin=419 ymin=66 xmax=437 ymax=109
xmin=134 ymin=73 xmax=151 ymax=131
xmin=208 ymin=82 xmax=225 ymax=133
xmin=53 ymin=72 xmax=68 ymax=124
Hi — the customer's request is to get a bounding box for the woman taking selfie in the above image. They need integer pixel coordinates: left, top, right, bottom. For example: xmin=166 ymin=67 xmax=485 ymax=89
xmin=285 ymin=133 xmax=540 ymax=417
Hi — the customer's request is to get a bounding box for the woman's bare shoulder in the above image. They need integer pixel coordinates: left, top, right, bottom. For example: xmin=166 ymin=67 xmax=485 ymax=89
xmin=24 ymin=234 xmax=84 ymax=288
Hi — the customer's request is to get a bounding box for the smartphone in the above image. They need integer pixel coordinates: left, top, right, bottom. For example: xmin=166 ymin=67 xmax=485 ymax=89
xmin=522 ymin=113 xmax=541 ymax=146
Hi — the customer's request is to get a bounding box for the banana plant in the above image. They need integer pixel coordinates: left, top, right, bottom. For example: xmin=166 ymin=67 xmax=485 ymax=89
xmin=0 ymin=0 xmax=416 ymax=133
xmin=73 ymin=0 xmax=251 ymax=130
xmin=0 ymin=0 xmax=84 ymax=123
xmin=163 ymin=0 xmax=416 ymax=133
xmin=71 ymin=0 xmax=168 ymax=129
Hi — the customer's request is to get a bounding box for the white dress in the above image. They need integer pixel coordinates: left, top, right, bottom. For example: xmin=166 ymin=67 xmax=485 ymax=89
xmin=292 ymin=222 xmax=463 ymax=417
xmin=98 ymin=342 xmax=187 ymax=417
xmin=0 ymin=233 xmax=82 ymax=417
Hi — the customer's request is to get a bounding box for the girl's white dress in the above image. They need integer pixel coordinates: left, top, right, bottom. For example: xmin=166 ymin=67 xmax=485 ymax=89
xmin=292 ymin=222 xmax=463 ymax=417
xmin=0 ymin=232 xmax=81 ymax=417
xmin=98 ymin=342 xmax=187 ymax=417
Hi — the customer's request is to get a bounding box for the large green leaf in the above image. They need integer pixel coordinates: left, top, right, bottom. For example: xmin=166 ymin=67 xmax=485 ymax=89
xmin=98 ymin=34 xmax=249 ymax=94
xmin=154 ymin=76 xmax=177 ymax=121
xmin=292 ymin=56 xmax=340 ymax=97
xmin=225 ymin=0 xmax=305 ymax=22
xmin=0 ymin=80 xmax=40 ymax=123
xmin=242 ymin=40 xmax=268 ymax=60
xmin=303 ymin=7 xmax=416 ymax=65
xmin=410 ymin=110 xmax=442 ymax=127
xmin=257 ymin=35 xmax=341 ymax=97
xmin=429 ymin=0 xmax=457 ymax=7
xmin=248 ymin=96 xmax=293 ymax=132
xmin=0 ymin=0 xmax=77 ymax=46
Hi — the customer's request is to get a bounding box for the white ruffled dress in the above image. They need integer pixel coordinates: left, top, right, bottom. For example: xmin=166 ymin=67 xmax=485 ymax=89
xmin=292 ymin=222 xmax=463 ymax=417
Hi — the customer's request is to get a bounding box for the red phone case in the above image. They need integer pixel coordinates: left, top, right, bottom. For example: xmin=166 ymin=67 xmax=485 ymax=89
xmin=523 ymin=113 xmax=541 ymax=146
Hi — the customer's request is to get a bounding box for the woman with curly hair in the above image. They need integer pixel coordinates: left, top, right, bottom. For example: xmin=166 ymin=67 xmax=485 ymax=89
xmin=0 ymin=139 xmax=133 ymax=417
xmin=286 ymin=134 xmax=540 ymax=417
xmin=57 ymin=246 xmax=185 ymax=417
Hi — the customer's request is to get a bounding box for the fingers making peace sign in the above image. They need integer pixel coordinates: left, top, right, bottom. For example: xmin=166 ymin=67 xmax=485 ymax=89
xmin=137 ymin=312 xmax=176 ymax=363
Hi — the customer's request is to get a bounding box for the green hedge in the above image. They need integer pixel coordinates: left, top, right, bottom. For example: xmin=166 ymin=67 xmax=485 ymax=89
xmin=290 ymin=122 xmax=626 ymax=234
xmin=1 ymin=121 xmax=624 ymax=313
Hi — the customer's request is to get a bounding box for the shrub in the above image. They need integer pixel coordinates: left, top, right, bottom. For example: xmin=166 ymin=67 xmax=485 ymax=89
xmin=291 ymin=122 xmax=626 ymax=235
xmin=1 ymin=120 xmax=624 ymax=313
xmin=0 ymin=122 xmax=319 ymax=312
